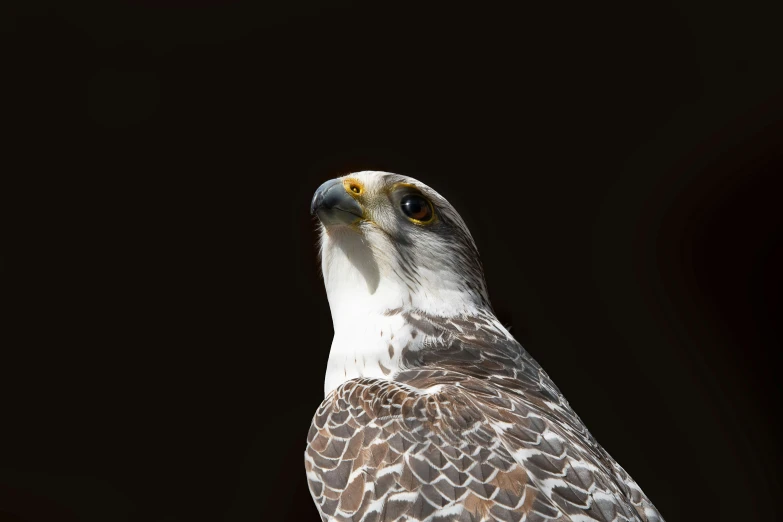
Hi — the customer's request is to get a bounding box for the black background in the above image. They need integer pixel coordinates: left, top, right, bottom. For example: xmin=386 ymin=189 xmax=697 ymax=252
xmin=5 ymin=1 xmax=782 ymax=521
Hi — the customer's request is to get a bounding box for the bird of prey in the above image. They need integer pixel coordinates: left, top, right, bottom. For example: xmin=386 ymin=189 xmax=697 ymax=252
xmin=306 ymin=171 xmax=663 ymax=522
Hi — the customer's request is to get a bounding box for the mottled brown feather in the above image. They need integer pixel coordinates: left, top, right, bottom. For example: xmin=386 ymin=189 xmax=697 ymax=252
xmin=305 ymin=310 xmax=664 ymax=522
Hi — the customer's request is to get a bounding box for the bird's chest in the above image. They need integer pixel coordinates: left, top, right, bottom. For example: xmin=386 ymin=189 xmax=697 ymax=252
xmin=323 ymin=313 xmax=417 ymax=396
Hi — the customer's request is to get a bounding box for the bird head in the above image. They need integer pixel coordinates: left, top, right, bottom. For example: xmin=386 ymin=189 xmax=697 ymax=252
xmin=311 ymin=171 xmax=491 ymax=323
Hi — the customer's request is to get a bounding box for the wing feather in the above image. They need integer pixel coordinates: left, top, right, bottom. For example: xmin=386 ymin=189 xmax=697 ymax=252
xmin=306 ymin=312 xmax=663 ymax=522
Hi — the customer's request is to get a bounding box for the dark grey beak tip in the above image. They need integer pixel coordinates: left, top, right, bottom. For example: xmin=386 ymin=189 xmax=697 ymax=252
xmin=311 ymin=179 xmax=339 ymax=216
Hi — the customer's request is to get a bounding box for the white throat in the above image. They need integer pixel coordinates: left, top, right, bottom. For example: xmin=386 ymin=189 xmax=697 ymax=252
xmin=320 ymin=227 xmax=485 ymax=396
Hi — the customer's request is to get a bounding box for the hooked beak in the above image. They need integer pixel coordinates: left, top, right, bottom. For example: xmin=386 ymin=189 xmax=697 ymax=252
xmin=310 ymin=179 xmax=364 ymax=226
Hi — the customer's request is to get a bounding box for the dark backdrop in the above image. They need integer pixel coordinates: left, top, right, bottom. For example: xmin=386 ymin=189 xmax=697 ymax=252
xmin=6 ymin=1 xmax=782 ymax=521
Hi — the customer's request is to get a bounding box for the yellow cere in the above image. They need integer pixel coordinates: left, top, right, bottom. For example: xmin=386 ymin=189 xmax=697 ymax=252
xmin=344 ymin=179 xmax=363 ymax=195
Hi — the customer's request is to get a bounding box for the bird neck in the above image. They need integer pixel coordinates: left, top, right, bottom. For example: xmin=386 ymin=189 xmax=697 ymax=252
xmin=320 ymin=226 xmax=493 ymax=396
xmin=323 ymin=308 xmax=412 ymax=396
xmin=322 ymin=276 xmax=490 ymax=396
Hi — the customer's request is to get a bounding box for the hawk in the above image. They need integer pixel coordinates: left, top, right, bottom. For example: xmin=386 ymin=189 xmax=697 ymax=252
xmin=305 ymin=171 xmax=663 ymax=522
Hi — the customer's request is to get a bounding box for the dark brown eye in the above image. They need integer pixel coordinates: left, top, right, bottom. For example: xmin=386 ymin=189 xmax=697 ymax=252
xmin=400 ymin=194 xmax=433 ymax=222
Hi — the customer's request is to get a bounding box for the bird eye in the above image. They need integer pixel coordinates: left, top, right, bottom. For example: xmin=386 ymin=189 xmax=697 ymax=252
xmin=400 ymin=194 xmax=433 ymax=223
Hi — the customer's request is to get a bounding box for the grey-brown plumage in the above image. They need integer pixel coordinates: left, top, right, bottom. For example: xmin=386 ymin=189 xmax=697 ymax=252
xmin=306 ymin=172 xmax=663 ymax=522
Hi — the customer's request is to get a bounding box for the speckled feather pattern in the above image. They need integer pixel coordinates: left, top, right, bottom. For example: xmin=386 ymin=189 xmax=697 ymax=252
xmin=305 ymin=311 xmax=663 ymax=522
xmin=307 ymin=171 xmax=663 ymax=522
